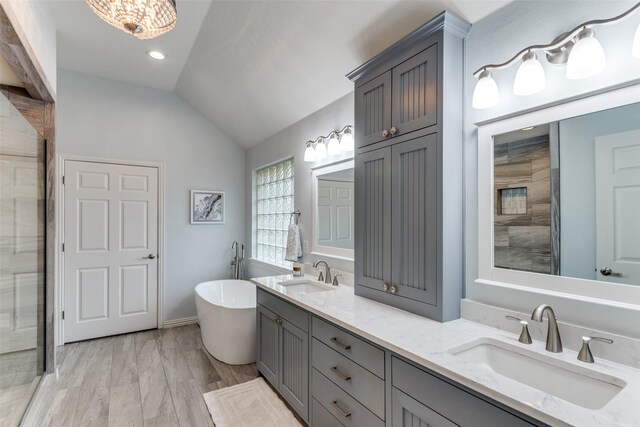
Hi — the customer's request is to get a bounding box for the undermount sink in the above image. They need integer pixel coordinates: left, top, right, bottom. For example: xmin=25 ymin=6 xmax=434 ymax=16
xmin=277 ymin=278 xmax=334 ymax=293
xmin=449 ymin=338 xmax=626 ymax=410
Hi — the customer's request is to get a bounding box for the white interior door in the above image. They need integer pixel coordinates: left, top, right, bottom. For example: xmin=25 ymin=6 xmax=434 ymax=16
xmin=0 ymin=156 xmax=43 ymax=353
xmin=317 ymin=179 xmax=354 ymax=249
xmin=595 ymin=129 xmax=640 ymax=285
xmin=64 ymin=160 xmax=158 ymax=342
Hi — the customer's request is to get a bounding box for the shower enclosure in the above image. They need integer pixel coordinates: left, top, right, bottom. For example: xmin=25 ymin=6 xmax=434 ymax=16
xmin=0 ymin=90 xmax=47 ymax=425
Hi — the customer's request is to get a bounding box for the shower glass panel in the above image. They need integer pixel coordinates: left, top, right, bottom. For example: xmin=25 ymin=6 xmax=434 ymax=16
xmin=0 ymin=91 xmax=46 ymax=426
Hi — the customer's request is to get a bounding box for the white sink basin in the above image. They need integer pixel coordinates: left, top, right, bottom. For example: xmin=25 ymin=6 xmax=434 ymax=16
xmin=277 ymin=278 xmax=334 ymax=294
xmin=449 ymin=338 xmax=626 ymax=410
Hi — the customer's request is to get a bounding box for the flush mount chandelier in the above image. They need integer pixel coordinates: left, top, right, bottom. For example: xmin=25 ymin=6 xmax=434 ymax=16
xmin=303 ymin=125 xmax=354 ymax=163
xmin=86 ymin=0 xmax=177 ymax=39
xmin=472 ymin=2 xmax=640 ymax=109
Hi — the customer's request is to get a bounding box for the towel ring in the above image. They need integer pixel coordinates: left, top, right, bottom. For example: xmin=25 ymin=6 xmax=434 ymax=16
xmin=289 ymin=210 xmax=301 ymax=225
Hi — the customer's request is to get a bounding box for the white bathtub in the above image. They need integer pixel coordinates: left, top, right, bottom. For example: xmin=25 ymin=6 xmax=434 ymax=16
xmin=194 ymin=280 xmax=256 ymax=365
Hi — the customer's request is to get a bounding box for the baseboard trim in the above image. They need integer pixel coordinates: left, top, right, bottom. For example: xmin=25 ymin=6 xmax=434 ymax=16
xmin=163 ymin=316 xmax=199 ymax=328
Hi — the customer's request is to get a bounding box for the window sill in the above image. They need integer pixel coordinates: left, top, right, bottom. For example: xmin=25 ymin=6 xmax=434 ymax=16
xmin=248 ymin=258 xmax=291 ymax=275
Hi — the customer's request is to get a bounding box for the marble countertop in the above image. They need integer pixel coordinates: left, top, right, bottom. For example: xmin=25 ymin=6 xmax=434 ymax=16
xmin=250 ymin=274 xmax=640 ymax=427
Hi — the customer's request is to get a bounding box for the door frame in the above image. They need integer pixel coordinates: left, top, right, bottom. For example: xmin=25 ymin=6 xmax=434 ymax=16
xmin=56 ymin=154 xmax=165 ymax=345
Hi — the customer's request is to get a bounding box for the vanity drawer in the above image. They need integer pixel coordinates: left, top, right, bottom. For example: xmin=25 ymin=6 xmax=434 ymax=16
xmin=392 ymin=357 xmax=537 ymax=427
xmin=257 ymin=289 xmax=308 ymax=331
xmin=312 ymin=368 xmax=384 ymax=427
xmin=312 ymin=398 xmax=344 ymax=427
xmin=312 ymin=338 xmax=385 ymax=420
xmin=312 ymin=316 xmax=384 ymax=378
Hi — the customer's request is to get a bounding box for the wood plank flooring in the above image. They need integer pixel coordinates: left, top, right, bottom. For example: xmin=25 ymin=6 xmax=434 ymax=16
xmin=22 ymin=324 xmax=257 ymax=427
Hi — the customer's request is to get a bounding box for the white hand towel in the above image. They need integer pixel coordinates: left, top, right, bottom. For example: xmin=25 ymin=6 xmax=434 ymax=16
xmin=285 ymin=224 xmax=302 ymax=262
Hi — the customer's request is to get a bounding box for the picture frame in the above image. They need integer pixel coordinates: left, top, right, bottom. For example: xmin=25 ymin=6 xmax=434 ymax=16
xmin=190 ymin=190 xmax=225 ymax=224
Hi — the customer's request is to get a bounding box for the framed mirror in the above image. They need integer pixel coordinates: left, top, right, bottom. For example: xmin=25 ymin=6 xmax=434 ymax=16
xmin=311 ymin=160 xmax=355 ymax=260
xmin=477 ymin=84 xmax=640 ymax=306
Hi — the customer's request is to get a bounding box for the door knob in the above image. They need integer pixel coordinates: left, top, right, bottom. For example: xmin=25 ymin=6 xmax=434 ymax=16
xmin=143 ymin=254 xmax=156 ymax=260
xmin=382 ymin=129 xmax=389 ymax=138
xmin=389 ymin=126 xmax=398 ymax=135
xmin=599 ymin=267 xmax=622 ymax=277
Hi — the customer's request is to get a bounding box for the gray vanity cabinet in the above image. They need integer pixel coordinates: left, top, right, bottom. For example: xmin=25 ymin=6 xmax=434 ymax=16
xmin=256 ymin=289 xmax=309 ymax=421
xmin=350 ymin=12 xmax=468 ymax=322
xmin=392 ymin=388 xmax=456 ymax=427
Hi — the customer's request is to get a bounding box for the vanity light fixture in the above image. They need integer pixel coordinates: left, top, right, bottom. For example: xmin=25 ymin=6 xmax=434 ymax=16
xmin=472 ymin=2 xmax=640 ymax=109
xmin=303 ymin=125 xmax=354 ymax=163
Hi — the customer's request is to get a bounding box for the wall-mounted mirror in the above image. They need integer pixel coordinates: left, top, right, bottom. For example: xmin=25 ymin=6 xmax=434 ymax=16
xmin=492 ymin=101 xmax=640 ymax=286
xmin=311 ymin=160 xmax=354 ymax=260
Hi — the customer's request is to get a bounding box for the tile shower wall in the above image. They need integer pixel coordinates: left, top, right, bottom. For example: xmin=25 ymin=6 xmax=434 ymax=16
xmin=494 ymin=135 xmax=551 ymax=274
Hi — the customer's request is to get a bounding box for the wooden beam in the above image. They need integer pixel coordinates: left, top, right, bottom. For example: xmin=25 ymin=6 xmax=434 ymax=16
xmin=0 ymin=5 xmax=53 ymax=102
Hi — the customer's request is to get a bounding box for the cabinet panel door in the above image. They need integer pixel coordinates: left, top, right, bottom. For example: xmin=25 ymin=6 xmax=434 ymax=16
xmin=391 ymin=135 xmax=438 ymax=305
xmin=392 ymin=388 xmax=457 ymax=427
xmin=257 ymin=304 xmax=279 ymax=386
xmin=392 ymin=45 xmax=438 ymax=137
xmin=280 ymin=318 xmax=309 ymax=420
xmin=355 ymin=147 xmax=392 ymax=294
xmin=355 ymin=71 xmax=392 ymax=148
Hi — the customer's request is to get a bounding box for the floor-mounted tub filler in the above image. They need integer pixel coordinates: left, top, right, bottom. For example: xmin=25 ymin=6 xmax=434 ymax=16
xmin=195 ymin=280 xmax=257 ymax=365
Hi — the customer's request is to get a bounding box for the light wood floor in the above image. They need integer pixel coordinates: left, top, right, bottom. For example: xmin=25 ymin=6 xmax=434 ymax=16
xmin=21 ymin=324 xmax=257 ymax=427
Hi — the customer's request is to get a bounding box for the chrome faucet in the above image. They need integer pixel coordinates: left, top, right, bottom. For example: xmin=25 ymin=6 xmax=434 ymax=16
xmin=531 ymin=304 xmax=563 ymax=353
xmin=313 ymin=260 xmax=332 ymax=284
xmin=231 ymin=241 xmax=245 ymax=280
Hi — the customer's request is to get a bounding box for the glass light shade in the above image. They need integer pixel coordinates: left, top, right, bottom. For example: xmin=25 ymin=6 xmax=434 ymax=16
xmin=633 ymin=23 xmax=640 ymax=58
xmin=327 ymin=134 xmax=341 ymax=155
xmin=315 ymin=141 xmax=327 ymax=160
xmin=513 ymin=52 xmax=546 ymax=96
xmin=340 ymin=130 xmax=354 ymax=152
xmin=303 ymin=144 xmax=317 ymax=162
xmin=566 ymin=29 xmax=606 ymax=79
xmin=86 ymin=0 xmax=177 ymax=40
xmin=472 ymin=71 xmax=500 ymax=109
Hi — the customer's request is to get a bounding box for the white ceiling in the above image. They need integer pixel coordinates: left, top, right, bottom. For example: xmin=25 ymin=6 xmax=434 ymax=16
xmin=49 ymin=0 xmax=512 ymax=147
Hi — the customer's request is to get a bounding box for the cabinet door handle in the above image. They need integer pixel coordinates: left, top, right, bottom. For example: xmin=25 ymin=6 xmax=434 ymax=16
xmin=389 ymin=284 xmax=397 ymax=294
xmin=330 ymin=337 xmax=351 ymax=351
xmin=382 ymin=129 xmax=389 ymax=138
xmin=331 ymin=400 xmax=352 ymax=418
xmin=330 ymin=366 xmax=352 ymax=381
xmin=390 ymin=126 xmax=398 ymax=135
xmin=273 ymin=317 xmax=282 ymax=325
xmin=383 ymin=283 xmax=389 ymax=292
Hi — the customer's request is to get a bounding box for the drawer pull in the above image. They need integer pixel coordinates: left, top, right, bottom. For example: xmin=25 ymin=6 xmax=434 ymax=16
xmin=330 ymin=366 xmax=352 ymax=381
xmin=330 ymin=337 xmax=351 ymax=351
xmin=331 ymin=400 xmax=352 ymax=418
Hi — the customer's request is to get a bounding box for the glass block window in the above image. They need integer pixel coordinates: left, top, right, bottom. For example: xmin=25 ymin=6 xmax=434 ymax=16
xmin=255 ymin=159 xmax=295 ymax=267
xmin=498 ymin=187 xmax=527 ymax=215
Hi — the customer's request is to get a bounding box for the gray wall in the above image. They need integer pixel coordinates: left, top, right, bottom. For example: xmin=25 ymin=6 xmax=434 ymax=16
xmin=245 ymin=93 xmax=354 ymax=278
xmin=465 ymin=1 xmax=640 ymax=336
xmin=56 ymin=70 xmax=245 ymax=322
xmin=559 ymin=102 xmax=640 ymax=280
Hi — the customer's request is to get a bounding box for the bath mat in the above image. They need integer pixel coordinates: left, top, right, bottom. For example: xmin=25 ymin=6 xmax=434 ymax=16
xmin=203 ymin=378 xmax=302 ymax=427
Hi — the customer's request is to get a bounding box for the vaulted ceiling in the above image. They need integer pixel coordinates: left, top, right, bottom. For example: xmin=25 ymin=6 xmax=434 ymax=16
xmin=49 ymin=0 xmax=512 ymax=147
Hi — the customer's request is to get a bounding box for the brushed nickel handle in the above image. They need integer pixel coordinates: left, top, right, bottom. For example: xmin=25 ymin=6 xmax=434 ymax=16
xmin=382 ymin=129 xmax=389 ymax=138
xmin=330 ymin=366 xmax=352 ymax=381
xmin=578 ymin=336 xmax=613 ymax=363
xmin=331 ymin=400 xmax=351 ymax=418
xmin=389 ymin=284 xmax=397 ymax=294
xmin=273 ymin=317 xmax=282 ymax=325
xmin=505 ymin=315 xmax=532 ymax=344
xmin=599 ymin=267 xmax=623 ymax=277
xmin=390 ymin=126 xmax=398 ymax=135
xmin=143 ymin=254 xmax=156 ymax=259
xmin=330 ymin=337 xmax=351 ymax=351
xmin=383 ymin=283 xmax=389 ymax=292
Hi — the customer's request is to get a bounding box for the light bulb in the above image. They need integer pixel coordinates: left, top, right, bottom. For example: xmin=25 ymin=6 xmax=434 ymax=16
xmin=472 ymin=70 xmax=500 ymax=109
xmin=327 ymin=134 xmax=341 ymax=155
xmin=567 ymin=28 xmax=606 ymax=79
xmin=340 ymin=129 xmax=354 ymax=152
xmin=315 ymin=140 xmax=327 ymax=160
xmin=513 ymin=52 xmax=546 ymax=96
xmin=303 ymin=144 xmax=317 ymax=162
xmin=633 ymin=23 xmax=640 ymax=58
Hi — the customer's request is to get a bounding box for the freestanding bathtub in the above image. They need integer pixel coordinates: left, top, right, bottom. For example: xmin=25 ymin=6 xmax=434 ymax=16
xmin=194 ymin=280 xmax=256 ymax=365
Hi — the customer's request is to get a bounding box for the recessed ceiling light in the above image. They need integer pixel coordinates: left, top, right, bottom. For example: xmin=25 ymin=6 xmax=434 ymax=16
xmin=522 ymin=126 xmax=535 ymax=131
xmin=147 ymin=50 xmax=165 ymax=60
